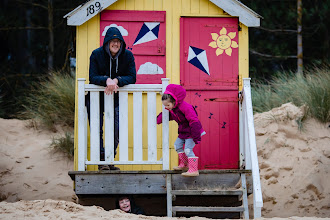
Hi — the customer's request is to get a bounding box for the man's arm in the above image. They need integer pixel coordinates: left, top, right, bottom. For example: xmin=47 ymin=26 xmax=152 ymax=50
xmin=116 ymin=51 xmax=136 ymax=87
xmin=89 ymin=51 xmax=108 ymax=86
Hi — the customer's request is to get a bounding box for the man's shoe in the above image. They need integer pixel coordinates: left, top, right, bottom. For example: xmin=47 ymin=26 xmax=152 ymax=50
xmin=98 ymin=165 xmax=110 ymax=171
xmin=109 ymin=165 xmax=120 ymax=170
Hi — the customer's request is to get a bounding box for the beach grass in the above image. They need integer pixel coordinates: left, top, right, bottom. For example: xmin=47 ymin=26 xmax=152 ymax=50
xmin=50 ymin=132 xmax=74 ymax=158
xmin=252 ymin=66 xmax=330 ymax=123
xmin=21 ymin=71 xmax=75 ymax=130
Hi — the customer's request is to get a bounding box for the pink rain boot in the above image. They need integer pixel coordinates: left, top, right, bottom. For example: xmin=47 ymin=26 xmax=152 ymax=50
xmin=182 ymin=157 xmax=199 ymax=177
xmin=173 ymin=152 xmax=188 ymax=171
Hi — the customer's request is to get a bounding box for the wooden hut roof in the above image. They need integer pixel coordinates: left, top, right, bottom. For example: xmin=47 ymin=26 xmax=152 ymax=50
xmin=64 ymin=0 xmax=261 ymax=27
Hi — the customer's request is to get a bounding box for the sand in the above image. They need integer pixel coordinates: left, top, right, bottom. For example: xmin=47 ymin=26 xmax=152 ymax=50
xmin=0 ymin=103 xmax=330 ymax=219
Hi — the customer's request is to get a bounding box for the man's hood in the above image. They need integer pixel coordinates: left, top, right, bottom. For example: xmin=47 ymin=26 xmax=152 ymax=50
xmin=164 ymin=84 xmax=186 ymax=108
xmin=103 ymin=27 xmax=126 ymax=54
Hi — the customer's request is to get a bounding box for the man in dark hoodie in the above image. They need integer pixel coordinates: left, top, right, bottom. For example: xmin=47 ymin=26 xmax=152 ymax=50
xmin=87 ymin=27 xmax=136 ymax=171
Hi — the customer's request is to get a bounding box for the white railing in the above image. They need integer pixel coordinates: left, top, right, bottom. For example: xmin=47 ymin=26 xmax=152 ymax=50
xmin=239 ymin=78 xmax=263 ymax=218
xmin=77 ymin=78 xmax=170 ymax=171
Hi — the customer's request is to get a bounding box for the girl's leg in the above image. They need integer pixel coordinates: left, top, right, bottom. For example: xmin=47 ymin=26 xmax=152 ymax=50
xmin=182 ymin=138 xmax=199 ymax=177
xmin=173 ymin=138 xmax=188 ymax=170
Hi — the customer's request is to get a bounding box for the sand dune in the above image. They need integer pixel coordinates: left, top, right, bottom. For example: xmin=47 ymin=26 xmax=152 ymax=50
xmin=0 ymin=103 xmax=330 ymax=219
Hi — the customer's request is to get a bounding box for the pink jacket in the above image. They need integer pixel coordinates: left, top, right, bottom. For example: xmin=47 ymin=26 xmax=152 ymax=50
xmin=157 ymin=84 xmax=204 ymax=144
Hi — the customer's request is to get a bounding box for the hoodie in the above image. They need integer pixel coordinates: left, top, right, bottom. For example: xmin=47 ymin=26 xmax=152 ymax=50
xmin=157 ymin=84 xmax=204 ymax=144
xmin=89 ymin=27 xmax=136 ymax=107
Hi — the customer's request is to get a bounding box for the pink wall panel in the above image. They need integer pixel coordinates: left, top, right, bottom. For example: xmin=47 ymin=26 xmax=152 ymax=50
xmin=100 ymin=10 xmax=166 ymax=84
xmin=181 ymin=17 xmax=239 ymax=169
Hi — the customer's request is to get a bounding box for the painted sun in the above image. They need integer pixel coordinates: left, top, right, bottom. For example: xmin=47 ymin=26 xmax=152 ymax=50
xmin=209 ymin=27 xmax=238 ymax=56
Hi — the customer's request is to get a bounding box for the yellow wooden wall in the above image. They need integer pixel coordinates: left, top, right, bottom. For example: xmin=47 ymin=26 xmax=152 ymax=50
xmin=73 ymin=0 xmax=249 ymax=171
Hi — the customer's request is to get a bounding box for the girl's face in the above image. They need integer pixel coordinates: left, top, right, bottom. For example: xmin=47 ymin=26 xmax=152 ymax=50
xmin=119 ymin=198 xmax=131 ymax=212
xmin=162 ymin=99 xmax=175 ymax=111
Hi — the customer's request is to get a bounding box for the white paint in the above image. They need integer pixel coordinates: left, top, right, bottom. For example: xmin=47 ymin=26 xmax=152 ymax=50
xmin=77 ymin=79 xmax=86 ymax=171
xmin=138 ymin=62 xmax=164 ymax=75
xmin=133 ymin=22 xmax=160 ymax=45
xmin=64 ymin=0 xmax=260 ymax=27
xmin=64 ymin=0 xmax=118 ymax=26
xmin=133 ymin=92 xmax=143 ymax=161
xmin=119 ymin=92 xmax=129 ymax=161
xmin=102 ymin=24 xmax=128 ymax=36
xmin=77 ymin=79 xmax=170 ymax=170
xmin=210 ymin=0 xmax=261 ymax=27
xmin=148 ymin=92 xmax=157 ymax=162
xmin=242 ymin=78 xmax=263 ymax=217
xmin=104 ymin=93 xmax=115 ymax=162
xmin=90 ymin=91 xmax=100 ymax=162
xmin=188 ymin=46 xmax=210 ymax=75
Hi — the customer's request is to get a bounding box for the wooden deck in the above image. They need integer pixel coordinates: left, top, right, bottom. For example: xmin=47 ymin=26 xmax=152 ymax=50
xmin=69 ymin=169 xmax=252 ymax=218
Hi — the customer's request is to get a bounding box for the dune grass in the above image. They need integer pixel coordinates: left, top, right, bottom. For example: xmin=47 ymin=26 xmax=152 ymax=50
xmin=22 ymin=71 xmax=75 ymax=130
xmin=50 ymin=132 xmax=74 ymax=158
xmin=252 ymin=66 xmax=330 ymax=123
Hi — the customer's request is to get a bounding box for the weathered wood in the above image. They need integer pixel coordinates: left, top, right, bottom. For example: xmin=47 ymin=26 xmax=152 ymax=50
xmin=172 ymin=173 xmax=241 ymax=189
xmin=90 ymin=91 xmax=100 ymax=162
xmin=162 ymin=78 xmax=170 ymax=170
xmin=241 ymin=174 xmax=249 ymax=219
xmin=119 ymin=92 xmax=128 ymax=161
xmin=75 ymin=174 xmax=167 ymax=194
xmin=104 ymin=93 xmax=114 ymax=162
xmin=148 ymin=92 xmax=157 ymax=162
xmin=242 ymin=78 xmax=263 ymax=215
xmin=77 ymin=79 xmax=86 ymax=171
xmin=171 ymin=190 xmax=243 ymax=196
xmin=172 ymin=206 xmax=244 ymax=212
xmin=133 ymin=92 xmax=143 ymax=161
xmin=166 ymin=174 xmax=173 ymax=217
xmin=209 ymin=0 xmax=261 ymax=27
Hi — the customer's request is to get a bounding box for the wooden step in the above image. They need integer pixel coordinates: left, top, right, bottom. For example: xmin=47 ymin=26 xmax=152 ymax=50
xmin=171 ymin=189 xmax=243 ymax=196
xmin=172 ymin=206 xmax=244 ymax=213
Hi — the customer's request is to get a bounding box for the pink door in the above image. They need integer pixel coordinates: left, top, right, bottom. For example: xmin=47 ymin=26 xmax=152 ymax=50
xmin=101 ymin=10 xmax=166 ymax=84
xmin=180 ymin=17 xmax=239 ymax=169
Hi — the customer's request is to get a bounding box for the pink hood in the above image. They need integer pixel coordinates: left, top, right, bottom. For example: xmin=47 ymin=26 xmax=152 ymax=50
xmin=164 ymin=84 xmax=186 ymax=108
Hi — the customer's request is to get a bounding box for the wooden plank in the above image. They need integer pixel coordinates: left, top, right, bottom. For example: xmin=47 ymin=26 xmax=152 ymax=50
xmin=166 ymin=174 xmax=173 ymax=217
xmin=209 ymin=0 xmax=261 ymax=27
xmin=119 ymin=92 xmax=129 ymax=161
xmin=241 ymin=174 xmax=249 ymax=219
xmin=172 ymin=173 xmax=241 ymax=189
xmin=66 ymin=0 xmax=117 ymax=26
xmin=104 ymin=93 xmax=115 ymax=162
xmin=90 ymin=91 xmax=100 ymax=162
xmin=77 ymin=79 xmax=86 ymax=171
xmin=148 ymin=92 xmax=157 ymax=162
xmin=85 ymin=84 xmax=162 ymax=92
xmin=133 ymin=92 xmax=143 ymax=161
xmin=172 ymin=206 xmax=244 ymax=212
xmin=75 ymin=174 xmax=166 ymax=194
xmin=171 ymin=190 xmax=243 ymax=196
xmin=161 ymin=79 xmax=170 ymax=170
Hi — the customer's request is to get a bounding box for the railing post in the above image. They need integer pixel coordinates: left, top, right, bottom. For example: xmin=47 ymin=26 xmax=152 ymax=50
xmin=161 ymin=78 xmax=170 ymax=170
xmin=243 ymin=78 xmax=263 ymax=218
xmin=77 ymin=78 xmax=86 ymax=171
xmin=239 ymin=91 xmax=245 ymax=169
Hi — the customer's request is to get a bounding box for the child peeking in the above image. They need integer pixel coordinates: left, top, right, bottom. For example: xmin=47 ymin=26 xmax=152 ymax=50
xmin=157 ymin=84 xmax=205 ymax=177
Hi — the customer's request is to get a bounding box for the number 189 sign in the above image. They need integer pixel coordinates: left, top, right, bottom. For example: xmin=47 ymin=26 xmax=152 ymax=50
xmin=86 ymin=1 xmax=102 ymax=16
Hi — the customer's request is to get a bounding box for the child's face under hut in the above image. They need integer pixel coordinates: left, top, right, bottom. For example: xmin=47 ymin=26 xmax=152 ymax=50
xmin=119 ymin=198 xmax=131 ymax=212
xmin=162 ymin=99 xmax=175 ymax=111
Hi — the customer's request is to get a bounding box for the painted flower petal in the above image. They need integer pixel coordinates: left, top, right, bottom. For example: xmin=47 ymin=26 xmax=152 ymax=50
xmin=228 ymin=32 xmax=236 ymax=39
xmin=219 ymin=27 xmax=227 ymax=36
xmin=211 ymin=33 xmax=219 ymax=41
xmin=216 ymin=48 xmax=224 ymax=56
xmin=209 ymin=41 xmax=218 ymax=48
xmin=231 ymin=41 xmax=238 ymax=48
xmin=225 ymin=47 xmax=232 ymax=56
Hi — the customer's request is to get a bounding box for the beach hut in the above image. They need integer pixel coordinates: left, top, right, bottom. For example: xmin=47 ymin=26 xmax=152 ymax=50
xmin=65 ymin=0 xmax=263 ymax=218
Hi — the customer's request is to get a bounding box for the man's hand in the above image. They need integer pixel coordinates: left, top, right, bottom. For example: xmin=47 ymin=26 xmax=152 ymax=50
xmin=105 ymin=78 xmax=119 ymax=95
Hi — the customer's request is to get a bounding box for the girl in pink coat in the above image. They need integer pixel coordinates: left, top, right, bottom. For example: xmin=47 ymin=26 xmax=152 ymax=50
xmin=157 ymin=84 xmax=205 ymax=177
